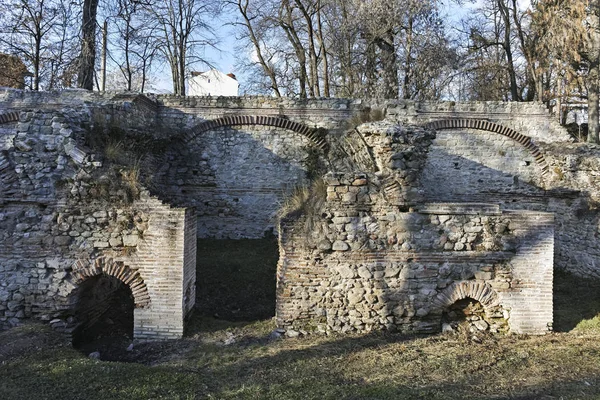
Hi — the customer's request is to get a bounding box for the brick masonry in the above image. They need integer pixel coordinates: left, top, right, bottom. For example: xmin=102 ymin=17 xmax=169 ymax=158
xmin=0 ymin=89 xmax=599 ymax=337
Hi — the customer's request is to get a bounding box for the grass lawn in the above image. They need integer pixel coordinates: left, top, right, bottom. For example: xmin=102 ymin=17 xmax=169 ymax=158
xmin=2 ymin=240 xmax=600 ymax=400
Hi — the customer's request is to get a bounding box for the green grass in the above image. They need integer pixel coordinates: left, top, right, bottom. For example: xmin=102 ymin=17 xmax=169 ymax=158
xmin=195 ymin=238 xmax=279 ymax=321
xmin=4 ymin=244 xmax=600 ymax=399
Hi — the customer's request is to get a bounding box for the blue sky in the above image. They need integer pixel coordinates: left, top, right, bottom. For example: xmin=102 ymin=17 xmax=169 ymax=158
xmin=151 ymin=1 xmax=482 ymax=94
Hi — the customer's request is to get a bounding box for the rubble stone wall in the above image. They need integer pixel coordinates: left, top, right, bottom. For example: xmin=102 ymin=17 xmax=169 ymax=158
xmin=0 ymin=103 xmax=195 ymax=339
xmin=278 ymin=174 xmax=554 ymax=335
xmin=2 ymin=89 xmax=600 ymax=339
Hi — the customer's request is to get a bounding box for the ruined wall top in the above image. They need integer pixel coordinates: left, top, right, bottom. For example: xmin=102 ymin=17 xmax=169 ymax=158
xmin=0 ymin=88 xmax=572 ymax=143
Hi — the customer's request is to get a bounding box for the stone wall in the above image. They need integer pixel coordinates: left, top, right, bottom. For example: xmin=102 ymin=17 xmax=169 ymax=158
xmin=0 ymin=103 xmax=195 ymax=339
xmin=278 ymin=172 xmax=554 ymax=335
xmin=417 ymin=121 xmax=600 ymax=278
xmin=3 ymin=88 xmax=600 ymax=339
xmin=157 ymin=125 xmax=313 ymax=238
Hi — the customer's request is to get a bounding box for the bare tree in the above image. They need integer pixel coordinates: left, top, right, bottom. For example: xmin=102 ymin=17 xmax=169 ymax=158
xmin=0 ymin=0 xmax=80 ymax=90
xmin=230 ymin=0 xmax=460 ymax=99
xmin=77 ymin=0 xmax=99 ymax=89
xmin=0 ymin=0 xmax=58 ymax=90
xmin=232 ymin=0 xmax=281 ymax=96
xmin=147 ymin=0 xmax=219 ymax=95
xmin=102 ymin=0 xmax=158 ymax=92
xmin=530 ymin=0 xmax=600 ymax=142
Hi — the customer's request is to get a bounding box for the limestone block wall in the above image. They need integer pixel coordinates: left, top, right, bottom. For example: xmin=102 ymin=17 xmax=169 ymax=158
xmin=156 ymin=95 xmax=361 ymax=133
xmin=543 ymin=144 xmax=600 ymax=278
xmin=386 ymin=100 xmax=572 ymax=143
xmin=277 ymin=174 xmax=554 ymax=335
xmin=415 ymin=117 xmax=600 ymax=278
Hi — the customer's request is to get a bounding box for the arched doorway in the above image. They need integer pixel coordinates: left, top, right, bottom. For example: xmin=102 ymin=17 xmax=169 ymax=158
xmin=68 ymin=257 xmax=150 ymax=355
xmin=71 ymin=274 xmax=134 ymax=349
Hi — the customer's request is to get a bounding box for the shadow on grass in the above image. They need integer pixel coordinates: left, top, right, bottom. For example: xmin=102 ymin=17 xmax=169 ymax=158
xmin=553 ymin=269 xmax=600 ymax=332
xmin=3 ymin=322 xmax=600 ymax=400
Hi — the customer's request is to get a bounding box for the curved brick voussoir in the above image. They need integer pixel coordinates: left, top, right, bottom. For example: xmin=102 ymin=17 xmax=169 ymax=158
xmin=187 ymin=115 xmax=329 ymax=151
xmin=0 ymin=111 xmax=20 ymax=124
xmin=70 ymin=256 xmax=150 ymax=308
xmin=424 ymin=118 xmax=549 ymax=176
xmin=432 ymin=281 xmax=500 ymax=311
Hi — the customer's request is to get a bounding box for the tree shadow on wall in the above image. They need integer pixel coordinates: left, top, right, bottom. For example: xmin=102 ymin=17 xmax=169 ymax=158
xmin=420 ymin=147 xmax=600 ymax=332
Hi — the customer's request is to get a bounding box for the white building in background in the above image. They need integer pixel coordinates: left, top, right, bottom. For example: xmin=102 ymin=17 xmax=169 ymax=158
xmin=188 ymin=69 xmax=239 ymax=96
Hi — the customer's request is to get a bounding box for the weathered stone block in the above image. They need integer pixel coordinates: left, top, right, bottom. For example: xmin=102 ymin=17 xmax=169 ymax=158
xmin=332 ymin=240 xmax=349 ymax=251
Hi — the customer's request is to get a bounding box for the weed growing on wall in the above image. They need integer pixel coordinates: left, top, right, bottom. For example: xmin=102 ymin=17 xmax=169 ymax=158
xmin=82 ymin=112 xmax=177 ymax=204
xmin=277 ymin=178 xmax=327 ymax=244
xmin=302 ymin=145 xmax=326 ymax=181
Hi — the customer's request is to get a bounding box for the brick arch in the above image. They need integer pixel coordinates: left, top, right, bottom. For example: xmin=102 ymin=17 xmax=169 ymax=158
xmin=0 ymin=151 xmax=18 ymax=188
xmin=0 ymin=112 xmax=21 ymax=190
xmin=184 ymin=115 xmax=329 ymax=151
xmin=70 ymin=257 xmax=150 ymax=308
xmin=0 ymin=111 xmax=19 ymax=124
xmin=424 ymin=119 xmax=549 ymax=176
xmin=432 ymin=280 xmax=500 ymax=311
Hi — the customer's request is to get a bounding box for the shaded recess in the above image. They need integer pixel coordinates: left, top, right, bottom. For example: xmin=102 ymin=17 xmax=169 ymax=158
xmin=432 ymin=280 xmax=499 ymax=310
xmin=195 ymin=238 xmax=279 ymax=321
xmin=553 ymin=269 xmax=600 ymax=332
xmin=71 ymin=275 xmax=134 ymax=348
xmin=71 ymin=257 xmax=149 ymax=307
xmin=442 ymin=297 xmax=508 ymax=334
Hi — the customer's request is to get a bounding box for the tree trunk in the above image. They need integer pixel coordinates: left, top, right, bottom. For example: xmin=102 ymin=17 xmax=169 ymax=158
xmin=33 ymin=31 xmax=41 ymax=91
xmin=238 ymin=0 xmax=281 ymax=96
xmin=179 ymin=41 xmax=186 ymax=96
xmin=78 ymin=0 xmax=99 ymax=90
xmin=402 ymin=17 xmax=414 ymax=99
xmin=101 ymin=19 xmax=107 ymax=91
xmin=294 ymin=0 xmax=319 ymax=97
xmin=556 ymin=73 xmax=562 ymax=124
xmin=316 ymin=1 xmax=329 ymax=97
xmin=365 ymin=40 xmax=377 ymax=98
xmin=375 ymin=29 xmax=398 ymax=99
xmin=498 ymin=0 xmax=519 ymax=101
xmin=588 ymin=61 xmax=600 ymax=143
xmin=280 ymin=1 xmax=307 ymax=97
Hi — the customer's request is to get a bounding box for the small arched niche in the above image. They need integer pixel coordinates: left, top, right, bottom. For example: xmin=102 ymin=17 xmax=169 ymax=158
xmin=441 ymin=297 xmax=508 ymax=334
xmin=433 ymin=280 xmax=508 ymax=334
xmin=67 ymin=257 xmax=150 ymax=351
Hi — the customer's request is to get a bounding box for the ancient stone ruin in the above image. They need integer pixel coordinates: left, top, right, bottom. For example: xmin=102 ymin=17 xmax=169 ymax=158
xmin=1 ymin=88 xmax=599 ymax=340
